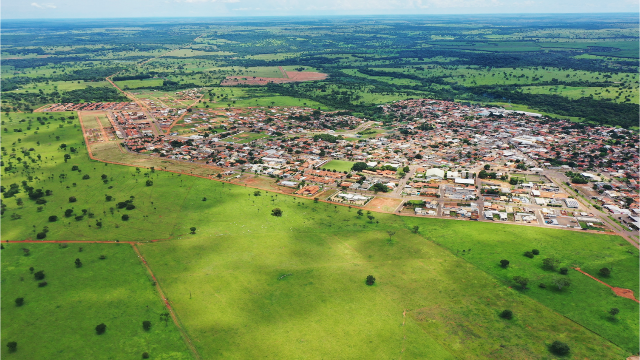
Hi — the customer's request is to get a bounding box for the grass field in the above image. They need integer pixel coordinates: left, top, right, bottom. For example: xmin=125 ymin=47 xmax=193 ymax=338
xmin=2 ymin=111 xmax=638 ymax=359
xmin=1 ymin=243 xmax=192 ymax=359
xmin=115 ymin=79 xmax=164 ymax=89
xmin=401 ymin=217 xmax=640 ymax=353
xmin=322 ymin=160 xmax=355 ymax=172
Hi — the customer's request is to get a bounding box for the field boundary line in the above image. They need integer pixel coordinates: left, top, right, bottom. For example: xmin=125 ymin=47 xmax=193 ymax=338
xmin=132 ymin=243 xmax=202 ymax=360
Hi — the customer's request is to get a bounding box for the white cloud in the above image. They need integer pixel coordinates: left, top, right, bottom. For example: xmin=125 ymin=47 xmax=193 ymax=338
xmin=31 ymin=2 xmax=57 ymax=8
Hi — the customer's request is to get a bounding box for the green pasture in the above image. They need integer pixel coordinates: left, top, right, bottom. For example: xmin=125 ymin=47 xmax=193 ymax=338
xmin=401 ymin=217 xmax=640 ymax=353
xmin=115 ymin=79 xmax=164 ymax=89
xmin=1 ymin=243 xmax=192 ymax=360
xmin=521 ymin=85 xmax=638 ymax=104
xmin=322 ymin=160 xmax=355 ymax=172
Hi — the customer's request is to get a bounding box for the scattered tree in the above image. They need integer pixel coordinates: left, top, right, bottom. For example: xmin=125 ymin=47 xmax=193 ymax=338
xmin=253 ymin=191 xmax=261 ymax=196
xmin=499 ymin=310 xmax=513 ymax=319
xmin=552 ymin=277 xmax=571 ymax=290
xmin=524 ymin=251 xmax=534 ymax=258
xmin=15 ymin=297 xmax=24 ymax=307
xmin=69 ymin=196 xmax=77 ymax=203
xmin=532 ymin=249 xmax=540 ymax=255
xmin=366 ymin=275 xmax=376 ymax=286
xmin=38 ymin=281 xmax=47 ymax=287
xmin=609 ymin=308 xmax=619 ymax=317
xmin=599 ymin=267 xmax=611 ymax=277
xmin=543 ymin=257 xmax=560 ymax=270
xmin=75 ymin=258 xmax=82 ymax=268
xmin=34 ymin=270 xmax=45 ymax=280
xmin=142 ymin=352 xmax=150 ymax=359
xmin=367 ymin=214 xmax=374 ymax=222
xmin=7 ymin=341 xmax=17 ymax=353
xmin=190 ymin=227 xmax=196 ymax=234
xmin=513 ymin=276 xmax=529 ymax=290
xmin=549 ymin=341 xmax=570 ymax=356
xmin=271 ymin=208 xmax=282 ymax=217
xmin=36 ymin=232 xmax=46 ymax=239
xmin=143 ymin=321 xmax=151 ymax=331
xmin=500 ymin=259 xmax=510 ymax=268
xmin=145 ymin=180 xmax=153 ymax=186
xmin=122 ymin=214 xmax=129 ymax=221
xmin=357 ymin=209 xmax=363 ymax=217
xmin=411 ymin=225 xmax=419 ymax=234
xmin=559 ymin=267 xmax=569 ymax=275
xmin=95 ymin=323 xmax=107 ymax=335
xmin=49 ymin=215 xmax=58 ymax=222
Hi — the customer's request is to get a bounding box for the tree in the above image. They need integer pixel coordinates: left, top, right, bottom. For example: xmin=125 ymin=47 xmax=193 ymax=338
xmin=143 ymin=321 xmax=152 ymax=331
xmin=552 ymin=277 xmax=571 ymax=290
xmin=15 ymin=297 xmax=24 ymax=307
xmin=351 ymin=162 xmax=368 ymax=172
xmin=65 ymin=209 xmax=74 ymax=217
xmin=357 ymin=209 xmax=363 ymax=217
xmin=559 ymin=267 xmax=569 ymax=275
xmin=190 ymin=227 xmax=196 ymax=234
xmin=69 ymin=196 xmax=77 ymax=203
xmin=609 ymin=308 xmax=619 ymax=317
xmin=524 ymin=251 xmax=534 ymax=258
xmin=599 ymin=267 xmax=611 ymax=277
xmin=49 ymin=215 xmax=58 ymax=222
xmin=371 ymin=183 xmax=389 ymax=193
xmin=34 ymin=270 xmax=45 ymax=280
xmin=145 ymin=180 xmax=153 ymax=186
xmin=549 ymin=341 xmax=570 ymax=356
xmin=142 ymin=352 xmax=150 ymax=359
xmin=75 ymin=258 xmax=82 ymax=268
xmin=271 ymin=208 xmax=282 ymax=217
xmin=37 ymin=232 xmax=46 ymax=239
xmin=367 ymin=214 xmax=374 ymax=222
xmin=542 ymin=257 xmax=560 ymax=270
xmin=96 ymin=221 xmax=102 ymax=228
xmin=366 ymin=275 xmax=375 ymax=286
xmin=7 ymin=341 xmax=17 ymax=353
xmin=500 ymin=259 xmax=510 ymax=268
xmin=386 ymin=231 xmax=396 ymax=241
xmin=532 ymin=249 xmax=540 ymax=255
xmin=95 ymin=323 xmax=107 ymax=335
xmin=122 ymin=214 xmax=129 ymax=221
xmin=253 ymin=191 xmax=261 ymax=196
xmin=499 ymin=310 xmax=513 ymax=319
xmin=411 ymin=225 xmax=419 ymax=234
xmin=38 ymin=281 xmax=48 ymax=287
xmin=484 ymin=164 xmax=491 ymax=170
xmin=513 ymin=276 xmax=529 ymax=289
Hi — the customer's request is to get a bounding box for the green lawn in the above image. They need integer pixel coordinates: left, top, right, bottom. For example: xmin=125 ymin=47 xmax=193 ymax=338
xmin=322 ymin=160 xmax=355 ymax=172
xmin=1 ymin=243 xmax=192 ymax=359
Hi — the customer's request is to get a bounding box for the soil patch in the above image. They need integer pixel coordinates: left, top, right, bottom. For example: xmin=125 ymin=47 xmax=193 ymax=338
xmin=364 ymin=197 xmax=402 ymax=213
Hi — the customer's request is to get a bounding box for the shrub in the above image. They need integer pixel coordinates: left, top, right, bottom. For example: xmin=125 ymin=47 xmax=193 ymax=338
xmin=271 ymin=208 xmax=282 ymax=217
xmin=539 ymin=283 xmax=547 ymax=288
xmin=82 ymin=174 xmax=90 ymax=180
xmin=65 ymin=209 xmax=74 ymax=217
xmin=75 ymin=258 xmax=82 ymax=268
xmin=609 ymin=308 xmax=619 ymax=316
xmin=366 ymin=275 xmax=376 ymax=286
xmin=532 ymin=249 xmax=539 ymax=255
xmin=549 ymin=340 xmax=570 ymax=356
xmin=7 ymin=341 xmax=17 ymax=353
xmin=48 ymin=215 xmax=58 ymax=222
xmin=499 ymin=310 xmax=513 ymax=319
xmin=36 ymin=232 xmax=47 ymax=239
xmin=126 ymin=204 xmax=136 ymax=210
xmin=95 ymin=323 xmax=107 ymax=335
xmin=69 ymin=196 xmax=77 ymax=203
xmin=524 ymin=251 xmax=534 ymax=258
xmin=145 ymin=180 xmax=153 ymax=186
xmin=542 ymin=257 xmax=560 ymax=270
xmin=143 ymin=321 xmax=151 ymax=331
xmin=34 ymin=270 xmax=45 ymax=280
xmin=559 ymin=267 xmax=569 ymax=275
xmin=500 ymin=259 xmax=510 ymax=268
xmin=15 ymin=297 xmax=24 ymax=306
xmin=122 ymin=214 xmax=129 ymax=221
xmin=99 ymin=255 xmax=106 ymax=260
xmin=599 ymin=267 xmax=611 ymax=277
xmin=142 ymin=352 xmax=150 ymax=359
xmin=38 ymin=281 xmax=47 ymax=287
xmin=513 ymin=276 xmax=529 ymax=290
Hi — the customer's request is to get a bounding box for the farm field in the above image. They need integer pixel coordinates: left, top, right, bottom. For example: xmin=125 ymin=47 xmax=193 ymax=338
xmin=1 ymin=243 xmax=192 ymax=360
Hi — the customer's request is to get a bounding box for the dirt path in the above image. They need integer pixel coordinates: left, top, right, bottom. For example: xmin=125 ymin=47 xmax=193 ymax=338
xmin=574 ymin=268 xmax=639 ymax=303
xmin=278 ymin=66 xmax=289 ymax=79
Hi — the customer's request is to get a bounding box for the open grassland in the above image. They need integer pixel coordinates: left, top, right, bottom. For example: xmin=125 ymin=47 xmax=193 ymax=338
xmin=115 ymin=78 xmax=164 ymax=89
xmin=401 ymin=217 xmax=640 ymax=353
xmin=1 ymin=243 xmax=192 ymax=360
xmin=2 ymin=111 xmax=637 ymax=359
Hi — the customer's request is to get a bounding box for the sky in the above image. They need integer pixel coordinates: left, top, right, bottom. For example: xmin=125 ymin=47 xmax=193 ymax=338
xmin=2 ymin=0 xmax=639 ymax=19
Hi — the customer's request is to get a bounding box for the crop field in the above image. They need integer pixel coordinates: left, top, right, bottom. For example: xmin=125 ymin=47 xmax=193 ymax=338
xmin=1 ymin=243 xmax=192 ymax=360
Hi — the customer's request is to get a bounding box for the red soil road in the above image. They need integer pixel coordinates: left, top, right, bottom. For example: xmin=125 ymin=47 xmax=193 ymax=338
xmin=574 ymin=267 xmax=640 ymax=303
xmin=220 ymin=70 xmax=328 ymax=86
